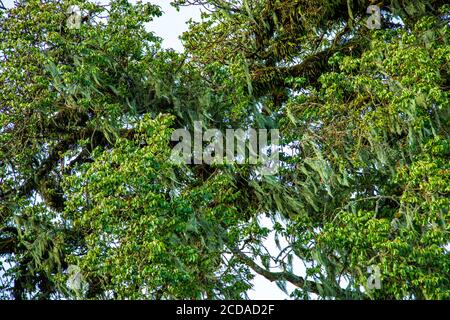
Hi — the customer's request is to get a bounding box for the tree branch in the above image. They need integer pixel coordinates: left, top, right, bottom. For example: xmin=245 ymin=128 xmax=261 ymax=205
xmin=232 ymin=248 xmax=320 ymax=295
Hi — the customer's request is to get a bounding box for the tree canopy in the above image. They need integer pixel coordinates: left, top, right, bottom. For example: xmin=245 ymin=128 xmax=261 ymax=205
xmin=0 ymin=0 xmax=449 ymax=299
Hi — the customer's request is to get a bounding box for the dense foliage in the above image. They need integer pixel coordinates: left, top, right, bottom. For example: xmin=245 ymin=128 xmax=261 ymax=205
xmin=1 ymin=0 xmax=449 ymax=299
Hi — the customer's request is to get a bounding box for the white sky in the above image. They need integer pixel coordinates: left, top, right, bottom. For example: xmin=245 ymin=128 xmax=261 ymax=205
xmin=146 ymin=0 xmax=201 ymax=52
xmin=1 ymin=0 xmax=295 ymax=300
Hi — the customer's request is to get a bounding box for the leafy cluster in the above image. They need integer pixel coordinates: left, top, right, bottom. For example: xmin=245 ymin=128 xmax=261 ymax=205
xmin=0 ymin=0 xmax=448 ymax=299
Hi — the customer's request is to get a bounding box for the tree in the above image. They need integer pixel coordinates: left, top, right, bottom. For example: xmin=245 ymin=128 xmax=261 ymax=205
xmin=0 ymin=0 xmax=255 ymax=299
xmin=177 ymin=0 xmax=450 ymax=299
xmin=0 ymin=0 xmax=448 ymax=299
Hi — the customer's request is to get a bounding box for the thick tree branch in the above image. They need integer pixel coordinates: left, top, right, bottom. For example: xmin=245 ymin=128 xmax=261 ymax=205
xmin=233 ymin=248 xmax=356 ymax=298
xmin=251 ymin=38 xmax=365 ymax=94
xmin=232 ymin=248 xmax=320 ymax=295
xmin=0 ymin=236 xmax=17 ymax=255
